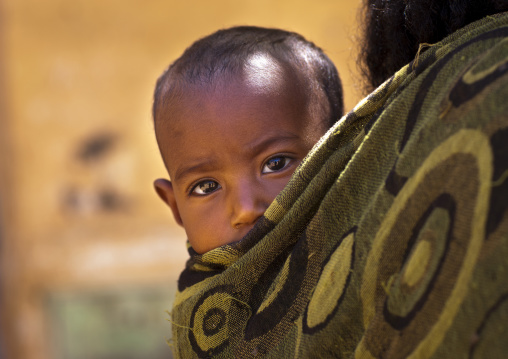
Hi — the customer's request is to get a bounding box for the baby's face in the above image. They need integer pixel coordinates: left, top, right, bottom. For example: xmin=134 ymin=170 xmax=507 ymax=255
xmin=154 ymin=61 xmax=327 ymax=253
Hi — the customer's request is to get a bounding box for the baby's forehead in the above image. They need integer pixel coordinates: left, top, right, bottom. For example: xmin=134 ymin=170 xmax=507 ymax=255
xmin=156 ymin=53 xmax=320 ymax=133
xmin=159 ymin=67 xmax=310 ymax=129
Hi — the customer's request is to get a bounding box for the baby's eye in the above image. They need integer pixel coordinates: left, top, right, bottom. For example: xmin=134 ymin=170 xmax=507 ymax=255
xmin=262 ymin=156 xmax=291 ymax=174
xmin=190 ymin=180 xmax=221 ymax=196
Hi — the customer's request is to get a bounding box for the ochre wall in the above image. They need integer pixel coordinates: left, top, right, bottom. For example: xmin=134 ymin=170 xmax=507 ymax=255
xmin=0 ymin=0 xmax=362 ymax=358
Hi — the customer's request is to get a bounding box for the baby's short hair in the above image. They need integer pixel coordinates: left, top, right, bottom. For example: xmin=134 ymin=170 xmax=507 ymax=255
xmin=153 ymin=26 xmax=343 ymax=128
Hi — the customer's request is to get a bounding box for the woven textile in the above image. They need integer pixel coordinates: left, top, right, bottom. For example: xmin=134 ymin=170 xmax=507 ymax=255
xmin=170 ymin=13 xmax=508 ymax=358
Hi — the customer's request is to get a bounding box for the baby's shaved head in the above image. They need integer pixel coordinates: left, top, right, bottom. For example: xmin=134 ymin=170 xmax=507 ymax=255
xmin=153 ymin=26 xmax=343 ymax=130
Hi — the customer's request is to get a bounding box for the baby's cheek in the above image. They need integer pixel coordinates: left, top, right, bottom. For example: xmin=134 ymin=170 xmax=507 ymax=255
xmin=185 ymin=217 xmax=227 ymax=254
xmin=267 ymin=176 xmax=293 ymax=202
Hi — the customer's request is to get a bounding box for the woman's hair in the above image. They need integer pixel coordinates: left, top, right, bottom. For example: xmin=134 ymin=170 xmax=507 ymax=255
xmin=358 ymin=0 xmax=508 ymax=92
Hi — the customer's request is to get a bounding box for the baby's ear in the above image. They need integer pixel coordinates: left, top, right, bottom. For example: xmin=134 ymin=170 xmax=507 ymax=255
xmin=153 ymin=178 xmax=183 ymax=226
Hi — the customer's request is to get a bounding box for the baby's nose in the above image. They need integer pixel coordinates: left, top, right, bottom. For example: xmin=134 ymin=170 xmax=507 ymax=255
xmin=230 ymin=183 xmax=267 ymax=229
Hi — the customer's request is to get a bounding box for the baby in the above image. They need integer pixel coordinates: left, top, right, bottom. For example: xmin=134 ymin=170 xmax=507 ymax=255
xmin=152 ymin=26 xmax=343 ymax=254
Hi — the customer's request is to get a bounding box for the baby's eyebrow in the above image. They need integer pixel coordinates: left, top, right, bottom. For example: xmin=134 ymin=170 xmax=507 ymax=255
xmin=174 ymin=159 xmax=217 ymax=183
xmin=245 ymin=133 xmax=301 ymax=155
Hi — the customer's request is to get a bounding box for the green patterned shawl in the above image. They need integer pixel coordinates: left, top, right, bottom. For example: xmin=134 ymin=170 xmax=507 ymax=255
xmin=170 ymin=13 xmax=508 ymax=358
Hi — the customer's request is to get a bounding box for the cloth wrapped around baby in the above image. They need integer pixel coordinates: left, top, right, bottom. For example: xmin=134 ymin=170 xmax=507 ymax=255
xmin=170 ymin=12 xmax=508 ymax=358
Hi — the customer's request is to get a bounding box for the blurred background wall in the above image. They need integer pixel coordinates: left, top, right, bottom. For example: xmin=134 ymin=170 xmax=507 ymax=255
xmin=0 ymin=0 xmax=362 ymax=358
